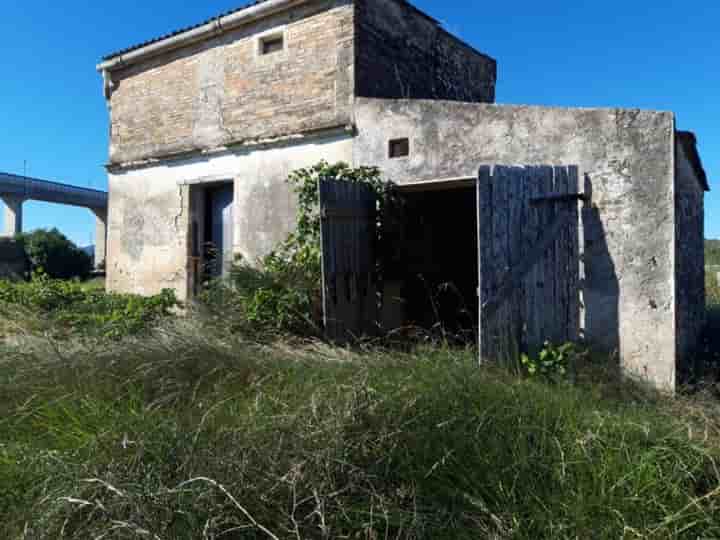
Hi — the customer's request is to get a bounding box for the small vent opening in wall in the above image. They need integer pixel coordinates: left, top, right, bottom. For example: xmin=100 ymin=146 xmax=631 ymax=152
xmin=389 ymin=138 xmax=410 ymax=158
xmin=261 ymin=34 xmax=284 ymax=55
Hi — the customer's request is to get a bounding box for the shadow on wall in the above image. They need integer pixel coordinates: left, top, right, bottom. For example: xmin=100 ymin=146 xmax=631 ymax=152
xmin=476 ymin=165 xmax=611 ymax=367
xmin=581 ymin=174 xmax=620 ymax=364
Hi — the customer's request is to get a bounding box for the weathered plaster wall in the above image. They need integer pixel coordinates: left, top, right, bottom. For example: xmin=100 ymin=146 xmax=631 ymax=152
xmin=353 ymin=98 xmax=677 ymax=389
xmin=355 ymin=0 xmax=496 ymax=103
xmin=107 ymin=0 xmax=354 ymax=165
xmin=675 ymin=137 xmax=706 ymax=368
xmin=107 ymin=131 xmax=353 ymax=300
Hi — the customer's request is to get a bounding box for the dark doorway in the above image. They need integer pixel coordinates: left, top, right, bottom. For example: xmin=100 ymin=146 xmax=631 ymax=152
xmin=384 ymin=185 xmax=478 ymax=339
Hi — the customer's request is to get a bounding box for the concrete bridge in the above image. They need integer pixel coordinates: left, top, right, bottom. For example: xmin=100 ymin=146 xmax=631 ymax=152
xmin=0 ymin=172 xmax=108 ymax=268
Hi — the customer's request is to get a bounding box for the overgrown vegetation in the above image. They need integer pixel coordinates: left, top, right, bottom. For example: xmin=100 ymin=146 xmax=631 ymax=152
xmin=521 ymin=341 xmax=584 ymax=383
xmin=701 ymin=268 xmax=720 ymax=377
xmin=1 ymin=323 xmax=720 ymax=539
xmin=203 ymin=161 xmax=396 ymax=337
xmin=17 ymin=228 xmax=93 ymax=280
xmin=706 ymin=239 xmax=720 ymax=267
xmin=0 ymin=273 xmax=177 ymax=339
xmin=1 ymin=175 xmax=720 ymax=537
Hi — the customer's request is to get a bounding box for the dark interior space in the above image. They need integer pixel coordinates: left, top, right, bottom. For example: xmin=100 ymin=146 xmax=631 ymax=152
xmin=202 ymin=183 xmax=234 ymax=279
xmin=384 ymin=186 xmax=478 ymax=338
xmin=203 ymin=187 xmax=218 ymax=278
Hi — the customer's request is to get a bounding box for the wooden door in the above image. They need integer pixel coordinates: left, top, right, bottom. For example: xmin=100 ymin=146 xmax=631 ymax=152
xmin=319 ymin=179 xmax=378 ymax=341
xmin=477 ymin=165 xmax=582 ymax=366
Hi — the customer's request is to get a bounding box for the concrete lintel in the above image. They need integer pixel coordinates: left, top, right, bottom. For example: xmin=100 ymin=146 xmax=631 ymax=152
xmin=106 ymin=123 xmax=354 ymax=173
xmin=396 ymin=176 xmax=476 ymax=192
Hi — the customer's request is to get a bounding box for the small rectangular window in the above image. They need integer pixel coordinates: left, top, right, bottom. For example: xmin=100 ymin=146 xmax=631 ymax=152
xmin=261 ymin=34 xmax=284 ymax=55
xmin=389 ymin=138 xmax=410 ymax=158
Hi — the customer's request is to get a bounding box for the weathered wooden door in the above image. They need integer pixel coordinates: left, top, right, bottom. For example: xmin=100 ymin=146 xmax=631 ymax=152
xmin=319 ymin=179 xmax=378 ymax=341
xmin=477 ymin=165 xmax=582 ymax=365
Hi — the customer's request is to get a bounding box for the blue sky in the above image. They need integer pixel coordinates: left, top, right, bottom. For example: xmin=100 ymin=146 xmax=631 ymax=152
xmin=1 ymin=0 xmax=718 ymax=245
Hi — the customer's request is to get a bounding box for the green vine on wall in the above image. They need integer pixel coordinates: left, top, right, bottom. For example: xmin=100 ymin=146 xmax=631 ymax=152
xmin=210 ymin=161 xmax=397 ymax=336
xmin=271 ymin=160 xmax=396 ymax=274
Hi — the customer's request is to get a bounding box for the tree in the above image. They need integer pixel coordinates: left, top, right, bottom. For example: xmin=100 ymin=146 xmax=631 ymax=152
xmin=17 ymin=228 xmax=93 ymax=280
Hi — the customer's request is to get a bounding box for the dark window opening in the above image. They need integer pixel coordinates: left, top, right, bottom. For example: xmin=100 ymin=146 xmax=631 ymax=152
xmin=389 ymin=138 xmax=410 ymax=158
xmin=261 ymin=35 xmax=284 ymax=55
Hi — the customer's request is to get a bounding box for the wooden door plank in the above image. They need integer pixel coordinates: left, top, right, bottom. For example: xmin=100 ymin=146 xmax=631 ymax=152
xmin=319 ymin=179 xmax=378 ymax=342
xmin=478 ymin=164 xmax=583 ymax=365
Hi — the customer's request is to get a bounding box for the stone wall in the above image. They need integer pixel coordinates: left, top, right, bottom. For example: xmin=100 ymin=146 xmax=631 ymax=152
xmin=675 ymin=135 xmax=706 ymax=369
xmin=354 ymin=0 xmax=496 ymax=103
xmin=102 ymin=0 xmax=500 ymax=300
xmin=353 ymin=98 xmax=678 ymax=390
xmin=107 ymin=0 xmax=354 ymax=166
xmin=0 ymin=237 xmax=28 ymax=280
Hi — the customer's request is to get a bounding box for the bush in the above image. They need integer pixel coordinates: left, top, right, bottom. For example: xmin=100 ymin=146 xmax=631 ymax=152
xmin=201 ymin=256 xmax=322 ymax=338
xmin=17 ymin=228 xmax=92 ymax=280
xmin=0 ymin=273 xmax=177 ymax=339
xmin=202 ymin=161 xmax=395 ymax=338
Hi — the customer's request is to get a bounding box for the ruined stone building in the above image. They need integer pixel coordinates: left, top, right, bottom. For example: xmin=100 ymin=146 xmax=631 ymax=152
xmin=98 ymin=0 xmax=709 ymax=390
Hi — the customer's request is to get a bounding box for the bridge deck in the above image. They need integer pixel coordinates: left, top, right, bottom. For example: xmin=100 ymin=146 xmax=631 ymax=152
xmin=0 ymin=172 xmax=107 ymax=209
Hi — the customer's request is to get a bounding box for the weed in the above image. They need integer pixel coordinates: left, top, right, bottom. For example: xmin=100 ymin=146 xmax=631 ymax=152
xmin=521 ymin=341 xmax=584 ymax=383
xmin=0 ymin=273 xmax=177 ymax=339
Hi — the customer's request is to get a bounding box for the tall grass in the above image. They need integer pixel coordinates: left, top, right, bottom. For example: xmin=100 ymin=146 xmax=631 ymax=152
xmin=2 ymin=312 xmax=720 ymax=539
xmin=708 ymin=270 xmax=720 ymax=311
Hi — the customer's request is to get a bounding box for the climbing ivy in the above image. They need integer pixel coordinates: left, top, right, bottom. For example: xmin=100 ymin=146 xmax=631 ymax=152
xmin=206 ymin=161 xmax=398 ymax=337
xmin=277 ymin=160 xmax=396 ymax=273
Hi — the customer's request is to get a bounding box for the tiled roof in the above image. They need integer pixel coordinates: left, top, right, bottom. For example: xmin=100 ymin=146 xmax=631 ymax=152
xmin=102 ymin=0 xmax=271 ymax=60
xmin=101 ymin=0 xmax=440 ymax=62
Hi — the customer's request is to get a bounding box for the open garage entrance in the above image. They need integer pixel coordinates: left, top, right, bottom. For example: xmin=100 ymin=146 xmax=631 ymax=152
xmin=317 ymin=176 xmax=480 ymax=341
xmin=318 ymin=166 xmax=583 ymax=366
xmin=382 ymin=180 xmax=479 ymax=340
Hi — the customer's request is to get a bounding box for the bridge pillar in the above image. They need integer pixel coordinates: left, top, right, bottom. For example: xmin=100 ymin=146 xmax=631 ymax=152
xmin=92 ymin=208 xmax=108 ymax=271
xmin=1 ymin=196 xmax=25 ymax=236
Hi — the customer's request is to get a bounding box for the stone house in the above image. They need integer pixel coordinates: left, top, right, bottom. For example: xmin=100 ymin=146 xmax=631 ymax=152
xmin=98 ymin=0 xmax=708 ymax=390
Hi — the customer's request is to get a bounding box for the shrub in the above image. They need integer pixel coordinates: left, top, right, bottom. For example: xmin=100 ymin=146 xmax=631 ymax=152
xmin=16 ymin=228 xmax=92 ymax=280
xmin=201 ymin=256 xmax=321 ymax=337
xmin=0 ymin=273 xmax=177 ymax=339
xmin=202 ymin=161 xmax=396 ymax=337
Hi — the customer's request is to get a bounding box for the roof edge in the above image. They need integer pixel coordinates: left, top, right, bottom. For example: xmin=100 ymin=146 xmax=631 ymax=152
xmin=98 ymin=0 xmax=495 ymax=74
xmin=97 ymin=0 xmax=309 ymax=72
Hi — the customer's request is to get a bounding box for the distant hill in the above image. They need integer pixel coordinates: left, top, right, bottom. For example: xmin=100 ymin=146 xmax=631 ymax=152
xmin=707 ymin=240 xmax=720 ymax=266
